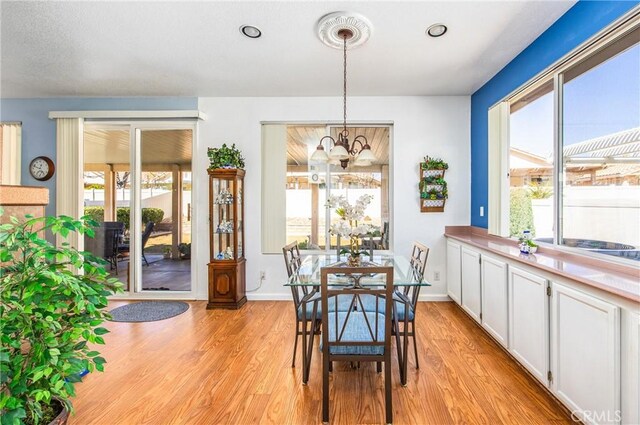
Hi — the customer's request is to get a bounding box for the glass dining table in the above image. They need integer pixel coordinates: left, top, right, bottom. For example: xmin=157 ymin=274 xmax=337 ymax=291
xmin=285 ymin=254 xmax=431 ymax=386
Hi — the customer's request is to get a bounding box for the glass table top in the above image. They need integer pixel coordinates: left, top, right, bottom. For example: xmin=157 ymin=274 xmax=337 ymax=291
xmin=285 ymin=254 xmax=431 ymax=287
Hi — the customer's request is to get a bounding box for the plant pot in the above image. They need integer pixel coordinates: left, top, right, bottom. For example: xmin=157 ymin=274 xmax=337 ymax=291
xmin=347 ymin=255 xmax=361 ymax=267
xmin=47 ymin=399 xmax=70 ymax=425
xmin=529 ymin=246 xmax=538 ymax=254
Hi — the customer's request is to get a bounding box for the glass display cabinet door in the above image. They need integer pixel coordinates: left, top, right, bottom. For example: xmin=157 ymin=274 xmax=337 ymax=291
xmin=212 ymin=177 xmax=236 ymax=260
xmin=237 ymin=177 xmax=244 ymax=259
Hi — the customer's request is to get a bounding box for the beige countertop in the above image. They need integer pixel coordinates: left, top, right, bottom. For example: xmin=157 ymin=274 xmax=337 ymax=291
xmin=445 ymin=226 xmax=640 ymax=303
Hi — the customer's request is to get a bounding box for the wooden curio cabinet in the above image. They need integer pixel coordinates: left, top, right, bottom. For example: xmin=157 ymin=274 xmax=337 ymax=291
xmin=208 ymin=168 xmax=246 ymax=309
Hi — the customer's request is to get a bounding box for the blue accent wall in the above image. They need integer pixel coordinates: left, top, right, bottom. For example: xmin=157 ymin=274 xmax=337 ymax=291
xmin=0 ymin=97 xmax=198 ymax=216
xmin=470 ymin=1 xmax=638 ymax=228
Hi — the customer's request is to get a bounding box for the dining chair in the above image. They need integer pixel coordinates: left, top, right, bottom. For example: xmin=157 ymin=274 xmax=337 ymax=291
xmin=395 ymin=241 xmax=429 ymax=369
xmin=321 ymin=266 xmax=394 ymax=424
xmin=282 ymin=241 xmax=308 ymax=367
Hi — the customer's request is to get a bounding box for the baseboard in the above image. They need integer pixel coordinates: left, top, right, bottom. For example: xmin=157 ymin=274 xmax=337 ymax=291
xmin=246 ymin=293 xmax=293 ymax=301
xmin=417 ymin=294 xmax=453 ymax=302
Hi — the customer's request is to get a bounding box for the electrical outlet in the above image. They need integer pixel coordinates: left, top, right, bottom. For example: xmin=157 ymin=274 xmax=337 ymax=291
xmin=260 ymin=271 xmax=266 ymax=280
xmin=480 ymin=206 xmax=485 ymax=217
xmin=433 ymin=271 xmax=440 ymax=281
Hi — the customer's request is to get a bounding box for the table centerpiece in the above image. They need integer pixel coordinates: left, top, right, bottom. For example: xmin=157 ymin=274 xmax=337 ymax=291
xmin=326 ymin=194 xmax=374 ymax=266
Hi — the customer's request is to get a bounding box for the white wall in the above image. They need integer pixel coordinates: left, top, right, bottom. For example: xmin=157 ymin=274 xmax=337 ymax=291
xmin=196 ymin=96 xmax=470 ymax=300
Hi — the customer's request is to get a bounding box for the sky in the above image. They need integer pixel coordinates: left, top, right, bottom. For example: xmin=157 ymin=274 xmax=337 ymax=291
xmin=510 ymin=43 xmax=640 ymax=158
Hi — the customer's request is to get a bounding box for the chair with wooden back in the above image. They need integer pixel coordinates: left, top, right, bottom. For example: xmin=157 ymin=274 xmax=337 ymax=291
xmin=321 ymin=265 xmax=394 ymax=424
xmin=395 ymin=241 xmax=429 ymax=369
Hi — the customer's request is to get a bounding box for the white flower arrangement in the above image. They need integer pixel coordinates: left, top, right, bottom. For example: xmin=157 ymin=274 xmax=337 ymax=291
xmin=326 ymin=194 xmax=374 ymax=263
xmin=326 ymin=194 xmax=374 ymax=224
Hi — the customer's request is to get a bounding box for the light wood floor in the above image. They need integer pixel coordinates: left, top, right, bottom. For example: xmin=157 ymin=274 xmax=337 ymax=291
xmin=70 ymin=301 xmax=571 ymax=425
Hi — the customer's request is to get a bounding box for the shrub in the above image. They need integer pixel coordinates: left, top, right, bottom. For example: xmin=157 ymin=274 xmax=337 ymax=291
xmin=82 ymin=207 xmax=164 ymax=230
xmin=83 ymin=206 xmax=104 ymax=223
xmin=510 ymin=188 xmax=535 ymax=237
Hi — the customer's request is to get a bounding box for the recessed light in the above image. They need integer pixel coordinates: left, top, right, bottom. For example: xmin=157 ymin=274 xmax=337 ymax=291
xmin=426 ymin=24 xmax=447 ymax=38
xmin=240 ymin=25 xmax=262 ymax=39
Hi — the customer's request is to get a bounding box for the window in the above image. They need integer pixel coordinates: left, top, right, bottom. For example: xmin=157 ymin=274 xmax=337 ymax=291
xmin=509 ymin=80 xmax=555 ymax=240
xmin=492 ymin=19 xmax=640 ymax=262
xmin=287 ymin=125 xmax=390 ymax=251
xmin=560 ymin=40 xmax=639 ymax=260
xmin=262 ymin=124 xmax=391 ymax=253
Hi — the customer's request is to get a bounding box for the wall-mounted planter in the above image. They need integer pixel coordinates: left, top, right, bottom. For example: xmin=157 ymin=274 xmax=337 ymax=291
xmin=420 ymin=156 xmax=449 ymax=213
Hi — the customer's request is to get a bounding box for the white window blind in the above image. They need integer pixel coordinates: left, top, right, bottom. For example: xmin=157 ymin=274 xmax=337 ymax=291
xmin=261 ymin=124 xmax=287 ymax=254
xmin=55 ymin=118 xmax=85 ymax=250
xmin=487 ymin=102 xmax=510 ymax=237
xmin=0 ymin=123 xmax=22 ymax=185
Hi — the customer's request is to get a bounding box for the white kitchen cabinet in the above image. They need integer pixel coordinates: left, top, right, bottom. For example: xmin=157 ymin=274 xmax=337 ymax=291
xmin=461 ymin=246 xmax=482 ymax=323
xmin=481 ymin=255 xmax=509 ymax=348
xmin=446 ymin=240 xmax=462 ymax=305
xmin=551 ymin=283 xmax=620 ymax=425
xmin=508 ymin=266 xmax=549 ymax=385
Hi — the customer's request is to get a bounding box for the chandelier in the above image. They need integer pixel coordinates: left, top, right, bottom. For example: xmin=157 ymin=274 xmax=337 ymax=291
xmin=310 ymin=19 xmax=376 ymax=169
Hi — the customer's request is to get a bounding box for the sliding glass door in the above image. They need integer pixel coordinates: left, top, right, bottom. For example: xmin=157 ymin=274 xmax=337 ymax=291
xmin=83 ymin=122 xmax=195 ymax=297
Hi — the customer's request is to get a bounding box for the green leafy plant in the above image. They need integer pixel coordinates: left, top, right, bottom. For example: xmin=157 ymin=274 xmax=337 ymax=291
xmin=528 ymin=182 xmax=553 ymax=199
xmin=0 ymin=213 xmax=124 ymax=424
xmin=82 ymin=207 xmax=164 ymax=230
xmin=421 ymin=156 xmax=449 ymax=170
xmin=421 ymin=188 xmax=448 ymax=200
xmin=422 ymin=176 xmax=446 ymax=185
xmin=207 ymin=144 xmax=245 ymax=170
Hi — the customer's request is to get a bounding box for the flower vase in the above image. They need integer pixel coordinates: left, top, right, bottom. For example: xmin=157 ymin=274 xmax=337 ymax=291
xmin=347 ymin=254 xmax=361 ymax=267
xmin=348 ymin=235 xmax=361 ymax=266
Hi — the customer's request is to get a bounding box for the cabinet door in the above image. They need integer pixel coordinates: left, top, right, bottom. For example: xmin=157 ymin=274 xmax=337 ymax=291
xmin=481 ymin=255 xmax=509 ymax=348
xmin=551 ymin=283 xmax=620 ymax=425
xmin=446 ymin=240 xmax=462 ymax=304
xmin=461 ymin=247 xmax=481 ymax=323
xmin=508 ymin=266 xmax=549 ymax=385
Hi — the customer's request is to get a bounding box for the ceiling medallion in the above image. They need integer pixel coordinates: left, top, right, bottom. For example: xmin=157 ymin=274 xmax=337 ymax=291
xmin=311 ymin=12 xmax=376 ymax=169
xmin=317 ymin=11 xmax=372 ymax=50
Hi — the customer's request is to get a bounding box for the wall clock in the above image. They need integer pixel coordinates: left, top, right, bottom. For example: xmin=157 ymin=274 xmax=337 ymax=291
xmin=29 ymin=156 xmax=55 ymax=181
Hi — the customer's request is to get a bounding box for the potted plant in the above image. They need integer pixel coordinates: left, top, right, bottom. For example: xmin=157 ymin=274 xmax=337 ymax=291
xmin=207 ymin=144 xmax=245 ymax=170
xmin=421 ymin=156 xmax=449 ymax=170
xmin=163 ymin=246 xmax=172 ymax=259
xmin=177 ymin=243 xmax=191 ymax=260
xmin=518 ymin=238 xmax=539 ymax=254
xmin=0 ymin=213 xmax=123 ymax=425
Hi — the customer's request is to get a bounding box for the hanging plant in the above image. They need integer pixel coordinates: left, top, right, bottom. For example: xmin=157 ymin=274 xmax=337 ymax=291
xmin=207 ymin=144 xmax=245 ymax=170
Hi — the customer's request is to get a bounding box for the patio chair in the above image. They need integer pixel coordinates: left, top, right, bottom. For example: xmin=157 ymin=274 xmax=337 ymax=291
xmin=84 ymin=221 xmax=125 ymax=274
xmin=320 ymin=265 xmax=394 ymax=424
xmin=116 ymin=221 xmax=155 ymax=267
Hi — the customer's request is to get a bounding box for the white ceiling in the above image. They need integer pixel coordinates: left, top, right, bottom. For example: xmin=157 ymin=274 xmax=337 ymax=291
xmin=0 ymin=1 xmax=575 ymax=98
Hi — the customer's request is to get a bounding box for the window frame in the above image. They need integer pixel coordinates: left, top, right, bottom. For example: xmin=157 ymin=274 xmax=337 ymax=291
xmin=489 ymin=8 xmax=640 ymax=266
xmin=261 ymin=121 xmax=393 ymax=255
